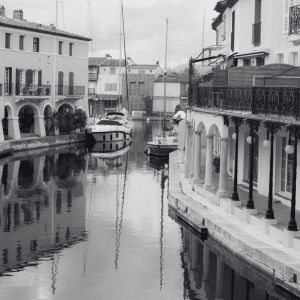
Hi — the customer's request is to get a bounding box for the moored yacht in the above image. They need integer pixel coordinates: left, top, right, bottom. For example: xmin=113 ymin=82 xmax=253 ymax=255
xmin=86 ymin=112 xmax=133 ymax=143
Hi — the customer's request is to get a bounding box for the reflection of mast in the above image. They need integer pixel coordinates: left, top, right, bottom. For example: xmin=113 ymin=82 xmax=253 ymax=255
xmin=114 ymin=165 xmax=120 ymax=269
xmin=159 ymin=169 xmax=167 ymax=290
xmin=114 ymin=151 xmax=129 ymax=269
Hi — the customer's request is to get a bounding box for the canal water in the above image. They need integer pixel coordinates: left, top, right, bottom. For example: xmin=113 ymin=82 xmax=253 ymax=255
xmin=0 ymin=120 xmax=293 ymax=300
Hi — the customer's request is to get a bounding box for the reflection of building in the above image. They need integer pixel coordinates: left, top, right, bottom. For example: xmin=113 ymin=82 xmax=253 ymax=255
xmin=0 ymin=147 xmax=87 ymax=273
xmin=153 ymin=73 xmax=188 ymax=115
xmin=0 ymin=6 xmax=90 ymax=140
xmin=178 ymin=221 xmax=284 ymax=300
xmin=122 ymin=63 xmax=161 ymax=116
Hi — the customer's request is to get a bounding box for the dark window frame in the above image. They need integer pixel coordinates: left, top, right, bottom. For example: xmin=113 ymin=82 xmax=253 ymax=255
xmin=19 ymin=35 xmax=24 ymax=50
xmin=58 ymin=41 xmax=63 ymax=55
xmin=5 ymin=33 xmax=11 ymax=49
xmin=33 ymin=37 xmax=40 ymax=52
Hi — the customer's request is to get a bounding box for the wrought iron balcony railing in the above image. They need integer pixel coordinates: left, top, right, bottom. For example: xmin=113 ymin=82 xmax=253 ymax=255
xmin=252 ymin=22 xmax=261 ymax=46
xmin=289 ymin=5 xmax=300 ymax=35
xmin=16 ymin=84 xmax=51 ymax=96
xmin=192 ymin=86 xmax=300 ymax=120
xmin=56 ymin=85 xmax=85 ymax=96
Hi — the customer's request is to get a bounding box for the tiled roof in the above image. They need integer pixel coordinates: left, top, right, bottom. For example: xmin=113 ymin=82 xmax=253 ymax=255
xmin=89 ymin=57 xmax=125 ymax=67
xmin=154 ymin=73 xmax=188 ymax=83
xmin=128 ymin=64 xmax=159 ymax=69
xmin=214 ymin=0 xmax=238 ymax=13
xmin=0 ymin=15 xmax=91 ymax=41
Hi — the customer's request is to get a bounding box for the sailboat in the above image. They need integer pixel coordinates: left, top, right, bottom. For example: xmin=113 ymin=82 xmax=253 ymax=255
xmin=146 ymin=18 xmax=178 ymax=157
xmin=86 ymin=0 xmax=134 ymax=144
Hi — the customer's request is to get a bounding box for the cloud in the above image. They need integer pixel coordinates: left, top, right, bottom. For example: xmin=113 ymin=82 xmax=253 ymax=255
xmin=4 ymin=0 xmax=218 ymax=68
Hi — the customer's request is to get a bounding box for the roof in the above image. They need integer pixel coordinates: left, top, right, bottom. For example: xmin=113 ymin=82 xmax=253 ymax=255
xmin=128 ymin=64 xmax=159 ymax=70
xmin=0 ymin=15 xmax=91 ymax=41
xmin=214 ymin=0 xmax=238 ymax=13
xmin=89 ymin=57 xmax=125 ymax=67
xmin=212 ymin=14 xmax=223 ymax=31
xmin=154 ymin=73 xmax=188 ymax=83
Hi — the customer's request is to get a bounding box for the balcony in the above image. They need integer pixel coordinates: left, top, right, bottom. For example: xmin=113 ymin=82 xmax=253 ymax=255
xmin=192 ymin=86 xmax=300 ymax=121
xmin=252 ymin=22 xmax=261 ymax=46
xmin=16 ymin=84 xmax=51 ymax=97
xmin=56 ymin=85 xmax=85 ymax=97
xmin=4 ymin=83 xmax=13 ymax=96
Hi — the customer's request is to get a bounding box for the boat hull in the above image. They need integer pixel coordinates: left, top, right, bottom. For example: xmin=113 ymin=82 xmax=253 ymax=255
xmin=146 ymin=142 xmax=177 ymax=157
xmin=87 ymin=131 xmax=131 ymax=143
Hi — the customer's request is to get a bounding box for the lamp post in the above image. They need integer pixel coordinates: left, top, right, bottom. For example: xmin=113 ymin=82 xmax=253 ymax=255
xmin=246 ymin=119 xmax=259 ymax=209
xmin=264 ymin=122 xmax=280 ymax=220
xmin=231 ymin=117 xmax=243 ymax=201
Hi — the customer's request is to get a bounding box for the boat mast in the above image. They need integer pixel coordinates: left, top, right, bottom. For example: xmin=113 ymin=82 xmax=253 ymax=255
xmin=163 ymin=18 xmax=168 ymax=133
xmin=118 ymin=0 xmax=122 ymax=110
xmin=121 ymin=0 xmax=129 ymax=113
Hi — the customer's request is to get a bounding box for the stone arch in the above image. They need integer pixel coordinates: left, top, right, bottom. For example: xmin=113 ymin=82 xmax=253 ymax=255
xmin=17 ymin=103 xmax=45 ymax=137
xmin=44 ymin=104 xmax=54 ymax=136
xmin=2 ymin=104 xmax=14 ymax=139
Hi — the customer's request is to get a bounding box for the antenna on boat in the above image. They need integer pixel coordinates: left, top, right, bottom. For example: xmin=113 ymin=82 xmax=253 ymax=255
xmin=121 ymin=0 xmax=130 ymax=114
xmin=87 ymin=0 xmax=94 ymax=55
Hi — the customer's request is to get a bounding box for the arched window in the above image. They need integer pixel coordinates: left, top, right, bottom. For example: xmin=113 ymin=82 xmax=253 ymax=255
xmin=58 ymin=71 xmax=64 ymax=95
xmin=69 ymin=72 xmax=74 ymax=95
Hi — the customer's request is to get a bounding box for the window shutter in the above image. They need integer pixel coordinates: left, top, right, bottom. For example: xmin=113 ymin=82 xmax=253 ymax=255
xmin=283 ymin=0 xmax=297 ymax=35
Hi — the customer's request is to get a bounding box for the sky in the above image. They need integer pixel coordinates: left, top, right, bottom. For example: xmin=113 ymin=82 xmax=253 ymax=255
xmin=3 ymin=0 xmax=218 ymax=68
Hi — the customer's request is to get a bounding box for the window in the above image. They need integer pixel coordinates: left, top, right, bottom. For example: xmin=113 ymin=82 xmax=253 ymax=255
xmin=4 ymin=67 xmax=12 ymax=95
xmin=104 ymin=83 xmax=117 ymax=91
xmin=69 ymin=43 xmax=73 ymax=56
xmin=129 ymin=82 xmax=137 ymax=95
xmin=243 ymin=59 xmax=251 ymax=66
xmin=290 ymin=51 xmax=298 ymax=65
xmin=58 ymin=71 xmax=64 ymax=95
xmin=138 ymin=82 xmax=145 ymax=95
xmin=58 ymin=41 xmax=63 ymax=55
xmin=110 ymin=67 xmax=116 ymax=74
xmin=19 ymin=35 xmax=24 ymax=50
xmin=281 ymin=137 xmax=293 ymax=194
xmin=33 ymin=37 xmax=39 ymax=52
xmin=256 ymin=57 xmax=265 ymax=66
xmin=277 ymin=53 xmax=284 ymax=64
xmin=5 ymin=33 xmax=11 ymax=49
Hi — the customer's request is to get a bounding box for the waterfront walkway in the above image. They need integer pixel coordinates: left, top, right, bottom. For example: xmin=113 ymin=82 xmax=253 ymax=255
xmin=168 ymin=150 xmax=300 ymax=296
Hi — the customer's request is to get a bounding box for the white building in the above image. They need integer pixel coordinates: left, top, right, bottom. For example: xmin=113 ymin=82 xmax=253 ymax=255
xmin=153 ymin=73 xmax=188 ymax=115
xmin=211 ymin=0 xmax=300 ymax=68
xmin=0 ymin=6 xmax=90 ymax=140
xmin=88 ymin=55 xmax=135 ymax=116
xmin=183 ymin=0 xmax=300 ymax=249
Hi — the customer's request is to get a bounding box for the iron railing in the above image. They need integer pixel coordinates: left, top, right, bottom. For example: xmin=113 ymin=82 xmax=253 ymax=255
xmin=289 ymin=5 xmax=300 ymax=35
xmin=16 ymin=84 xmax=51 ymax=96
xmin=4 ymin=83 xmax=13 ymax=96
xmin=192 ymin=86 xmax=300 ymax=120
xmin=252 ymin=22 xmax=261 ymax=46
xmin=56 ymin=85 xmax=85 ymax=96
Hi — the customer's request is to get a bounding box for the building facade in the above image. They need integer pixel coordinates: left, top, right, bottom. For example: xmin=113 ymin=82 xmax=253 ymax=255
xmin=210 ymin=0 xmax=300 ymax=68
xmin=153 ymin=73 xmax=188 ymax=115
xmin=183 ymin=0 xmax=300 ymax=249
xmin=0 ymin=6 xmax=90 ymax=140
xmin=122 ymin=63 xmax=161 ymax=116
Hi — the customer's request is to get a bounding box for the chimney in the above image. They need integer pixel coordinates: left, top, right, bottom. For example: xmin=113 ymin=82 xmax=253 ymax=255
xmin=13 ymin=9 xmax=23 ymax=20
xmin=0 ymin=6 xmax=5 ymax=17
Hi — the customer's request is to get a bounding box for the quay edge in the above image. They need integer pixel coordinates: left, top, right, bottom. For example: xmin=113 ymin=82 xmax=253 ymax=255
xmin=0 ymin=133 xmax=86 ymax=156
xmin=168 ymin=150 xmax=300 ymax=298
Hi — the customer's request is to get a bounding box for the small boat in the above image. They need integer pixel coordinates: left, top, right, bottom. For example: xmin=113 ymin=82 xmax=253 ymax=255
xmin=146 ymin=18 xmax=177 ymax=157
xmin=146 ymin=135 xmax=177 ymax=157
xmin=86 ymin=112 xmax=133 ymax=143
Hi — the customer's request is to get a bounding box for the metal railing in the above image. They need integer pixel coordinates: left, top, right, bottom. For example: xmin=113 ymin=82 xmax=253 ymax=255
xmin=56 ymin=85 xmax=85 ymax=96
xmin=252 ymin=22 xmax=261 ymax=46
xmin=16 ymin=84 xmax=51 ymax=96
xmin=4 ymin=83 xmax=13 ymax=96
xmin=289 ymin=5 xmax=300 ymax=35
xmin=192 ymin=86 xmax=300 ymax=120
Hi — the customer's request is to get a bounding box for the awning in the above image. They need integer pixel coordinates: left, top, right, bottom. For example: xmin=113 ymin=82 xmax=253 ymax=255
xmin=233 ymin=51 xmax=269 ymax=59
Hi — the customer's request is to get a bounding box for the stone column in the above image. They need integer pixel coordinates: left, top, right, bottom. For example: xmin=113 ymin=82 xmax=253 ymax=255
xmin=0 ymin=121 xmax=5 ymax=143
xmin=218 ymin=137 xmax=229 ymax=198
xmin=34 ymin=115 xmax=46 ymax=137
xmin=205 ymin=135 xmax=214 ymax=189
xmin=189 ymin=130 xmax=195 ymax=179
xmin=202 ymin=242 xmax=210 ymax=281
xmin=215 ymin=256 xmax=224 ymax=300
xmin=8 ymin=117 xmax=21 ymax=140
xmin=193 ymin=131 xmax=202 ymax=184
xmin=184 ymin=124 xmax=190 ymax=178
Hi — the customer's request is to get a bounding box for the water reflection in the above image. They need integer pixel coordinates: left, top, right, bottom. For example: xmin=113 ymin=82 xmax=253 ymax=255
xmin=0 ymin=146 xmax=87 ymax=278
xmin=173 ymin=213 xmax=289 ymax=300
